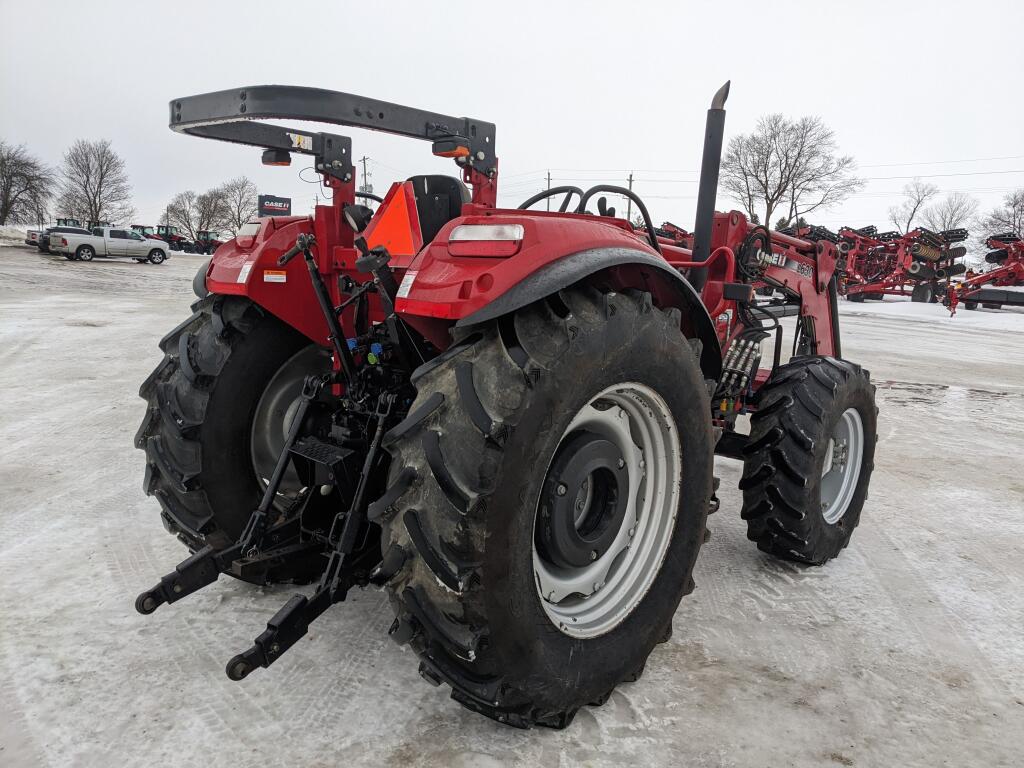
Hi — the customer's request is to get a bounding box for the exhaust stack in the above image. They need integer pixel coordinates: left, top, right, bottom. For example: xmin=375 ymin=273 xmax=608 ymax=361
xmin=690 ymin=81 xmax=730 ymax=292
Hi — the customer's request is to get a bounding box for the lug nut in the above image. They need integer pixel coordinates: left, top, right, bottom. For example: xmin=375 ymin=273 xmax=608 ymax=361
xmin=590 ymin=550 xmax=598 ymax=560
xmin=556 ymin=483 xmax=567 ymax=496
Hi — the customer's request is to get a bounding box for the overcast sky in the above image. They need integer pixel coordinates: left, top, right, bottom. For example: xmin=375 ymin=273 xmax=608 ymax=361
xmin=2 ymin=0 xmax=1022 ymax=232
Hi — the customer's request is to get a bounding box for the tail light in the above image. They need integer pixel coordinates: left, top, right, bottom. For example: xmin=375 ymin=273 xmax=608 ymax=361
xmin=449 ymin=224 xmax=524 ymax=257
xmin=61 ymin=238 xmax=68 ymax=246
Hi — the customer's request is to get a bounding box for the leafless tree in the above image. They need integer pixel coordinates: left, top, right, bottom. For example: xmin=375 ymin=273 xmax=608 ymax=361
xmin=165 ymin=188 xmax=229 ymax=239
xmin=56 ymin=139 xmax=135 ymax=224
xmin=920 ymin=192 xmax=978 ymax=232
xmin=0 ymin=140 xmax=55 ymax=226
xmin=887 ymin=179 xmax=938 ymax=233
xmin=720 ymin=114 xmax=863 ymax=228
xmin=976 ymin=188 xmax=1024 ymax=237
xmin=217 ymin=176 xmax=259 ymax=234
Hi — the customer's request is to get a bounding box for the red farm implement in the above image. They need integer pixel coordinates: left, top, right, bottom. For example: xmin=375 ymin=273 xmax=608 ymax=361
xmin=839 ymin=225 xmax=968 ymax=303
xmin=947 ymin=233 xmax=1024 ymax=311
xmin=133 ymin=82 xmax=877 ymax=728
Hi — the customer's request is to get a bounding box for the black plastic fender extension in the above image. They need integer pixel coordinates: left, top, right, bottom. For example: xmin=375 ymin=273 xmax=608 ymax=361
xmin=192 ymin=257 xmax=212 ymax=298
xmin=454 ymin=247 xmax=723 ymax=381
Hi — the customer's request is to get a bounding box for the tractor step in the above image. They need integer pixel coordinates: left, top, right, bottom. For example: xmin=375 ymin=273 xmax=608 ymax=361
xmin=289 ymin=436 xmax=357 ymax=489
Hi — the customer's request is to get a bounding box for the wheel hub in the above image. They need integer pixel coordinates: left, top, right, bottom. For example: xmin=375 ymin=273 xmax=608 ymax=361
xmin=537 ymin=431 xmax=629 ymax=568
xmin=820 ymin=407 xmax=865 ymax=524
xmin=532 ymin=383 xmax=681 ymax=639
xmin=250 ymin=345 xmax=331 ymax=506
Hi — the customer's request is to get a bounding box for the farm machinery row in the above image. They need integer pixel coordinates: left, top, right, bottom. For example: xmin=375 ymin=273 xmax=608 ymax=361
xmin=130 ymin=224 xmax=225 ymax=254
xmin=133 ymin=81 xmax=878 ymax=729
xmin=837 ymin=225 xmax=969 ymax=304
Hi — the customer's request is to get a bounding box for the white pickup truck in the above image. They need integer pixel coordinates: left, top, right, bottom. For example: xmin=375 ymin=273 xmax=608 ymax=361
xmin=51 ymin=226 xmax=171 ymax=264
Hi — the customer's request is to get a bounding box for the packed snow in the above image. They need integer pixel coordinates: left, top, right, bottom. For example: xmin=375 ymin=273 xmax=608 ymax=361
xmin=0 ymin=245 xmax=1022 ymax=768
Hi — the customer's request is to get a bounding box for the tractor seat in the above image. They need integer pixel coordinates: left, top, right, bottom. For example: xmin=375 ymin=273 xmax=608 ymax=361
xmin=407 ymin=175 xmax=470 ymax=244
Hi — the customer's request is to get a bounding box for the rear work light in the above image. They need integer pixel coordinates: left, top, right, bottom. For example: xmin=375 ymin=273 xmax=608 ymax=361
xmin=448 ymin=224 xmax=524 ymax=257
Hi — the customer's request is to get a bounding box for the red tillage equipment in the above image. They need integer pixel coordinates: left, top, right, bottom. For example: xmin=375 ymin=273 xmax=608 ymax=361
xmin=839 ymin=225 xmax=968 ymax=303
xmin=948 ymin=233 xmax=1024 ymax=311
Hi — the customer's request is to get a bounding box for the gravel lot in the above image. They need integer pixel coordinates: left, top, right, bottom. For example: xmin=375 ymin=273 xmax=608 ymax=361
xmin=1 ymin=245 xmax=1022 ymax=767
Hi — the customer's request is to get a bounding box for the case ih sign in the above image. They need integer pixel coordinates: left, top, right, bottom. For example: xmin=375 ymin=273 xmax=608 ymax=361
xmin=258 ymin=195 xmax=292 ymax=216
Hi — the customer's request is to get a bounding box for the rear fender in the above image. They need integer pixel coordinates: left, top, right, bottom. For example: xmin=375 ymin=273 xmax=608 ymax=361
xmin=204 ymin=215 xmax=327 ymax=344
xmin=396 ymin=212 xmax=721 ymax=379
xmin=459 ymin=247 xmax=722 ymax=379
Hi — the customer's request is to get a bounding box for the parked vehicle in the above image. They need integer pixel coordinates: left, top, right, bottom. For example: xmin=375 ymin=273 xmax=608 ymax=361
xmin=51 ymin=226 xmax=170 ymax=264
xmin=55 ymin=217 xmax=82 ymax=228
xmin=24 ymin=229 xmax=42 ymax=247
xmin=156 ymin=225 xmax=195 ymax=252
xmin=194 ymin=230 xmax=226 ymax=254
xmin=131 ymin=224 xmax=160 ymax=239
xmin=38 ymin=225 xmax=92 ymax=255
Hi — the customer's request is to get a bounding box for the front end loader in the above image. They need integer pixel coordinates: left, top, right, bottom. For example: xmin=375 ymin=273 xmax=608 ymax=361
xmin=134 ymin=82 xmax=878 ymax=728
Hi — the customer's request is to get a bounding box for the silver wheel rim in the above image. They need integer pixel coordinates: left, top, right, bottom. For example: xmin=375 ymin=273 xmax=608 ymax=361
xmin=533 ymin=382 xmax=681 ymax=639
xmin=820 ymin=407 xmax=864 ymax=524
xmin=250 ymin=345 xmax=330 ymax=506
xmin=80 ymin=248 xmax=92 ymax=260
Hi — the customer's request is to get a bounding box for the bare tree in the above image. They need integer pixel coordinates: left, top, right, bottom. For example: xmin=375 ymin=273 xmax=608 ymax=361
xmin=56 ymin=139 xmax=135 ymax=223
xmin=166 ymin=188 xmax=228 ymax=239
xmin=0 ymin=141 xmax=55 ymax=226
xmin=720 ymin=114 xmax=863 ymax=228
xmin=217 ymin=176 xmax=258 ymax=234
xmin=887 ymin=180 xmax=938 ymax=233
xmin=976 ymin=188 xmax=1024 ymax=237
xmin=920 ymin=192 xmax=978 ymax=232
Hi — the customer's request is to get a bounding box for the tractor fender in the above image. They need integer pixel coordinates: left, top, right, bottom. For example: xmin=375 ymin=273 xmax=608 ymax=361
xmin=192 ymin=257 xmax=212 ymax=298
xmin=456 ymin=247 xmax=722 ymax=380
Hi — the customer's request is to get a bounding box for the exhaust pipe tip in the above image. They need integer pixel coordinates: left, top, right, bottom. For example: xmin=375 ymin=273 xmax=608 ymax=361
xmin=711 ymin=81 xmax=731 ymax=110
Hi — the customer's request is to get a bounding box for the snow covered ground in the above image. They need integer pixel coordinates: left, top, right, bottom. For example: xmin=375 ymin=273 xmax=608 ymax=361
xmin=1 ymin=245 xmax=1022 ymax=767
xmin=838 ymin=293 xmax=1024 ymax=332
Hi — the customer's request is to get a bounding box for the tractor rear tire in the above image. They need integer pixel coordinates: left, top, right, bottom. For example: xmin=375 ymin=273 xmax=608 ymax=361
xmin=847 ymin=293 xmax=865 ymax=303
xmin=135 ymin=295 xmax=329 ymax=582
xmin=911 ymin=282 xmax=933 ymax=303
xmin=740 ymin=357 xmax=876 ymax=565
xmin=377 ymin=286 xmax=714 ymax=728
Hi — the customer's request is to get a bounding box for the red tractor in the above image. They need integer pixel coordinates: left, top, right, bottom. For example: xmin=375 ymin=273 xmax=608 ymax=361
xmin=946 ymin=233 xmax=1024 ymax=311
xmin=194 ymin=230 xmax=226 ymax=255
xmin=156 ymin=224 xmax=195 ymax=252
xmin=131 ymin=224 xmax=160 ymax=239
xmin=135 ymin=83 xmax=878 ymax=728
xmin=840 ymin=225 xmax=968 ymax=303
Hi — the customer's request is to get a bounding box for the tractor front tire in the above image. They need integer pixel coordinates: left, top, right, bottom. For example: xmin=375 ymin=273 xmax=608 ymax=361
xmin=135 ymin=295 xmax=328 ymax=582
xmin=740 ymin=357 xmax=877 ymax=565
xmin=377 ymin=286 xmax=714 ymax=728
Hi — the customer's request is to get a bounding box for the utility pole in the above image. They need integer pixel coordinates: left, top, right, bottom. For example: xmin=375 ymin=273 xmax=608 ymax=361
xmin=358 ymin=156 xmax=373 ymax=203
xmin=545 ymin=170 xmax=552 ymax=211
xmin=626 ymin=172 xmax=634 ymax=222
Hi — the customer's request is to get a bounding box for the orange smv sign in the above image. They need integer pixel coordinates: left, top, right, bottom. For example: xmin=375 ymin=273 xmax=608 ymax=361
xmin=363 ymin=181 xmax=424 ymax=258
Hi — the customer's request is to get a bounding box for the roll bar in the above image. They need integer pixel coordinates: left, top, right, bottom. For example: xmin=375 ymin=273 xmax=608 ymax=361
xmin=168 ymin=85 xmax=498 ymax=181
